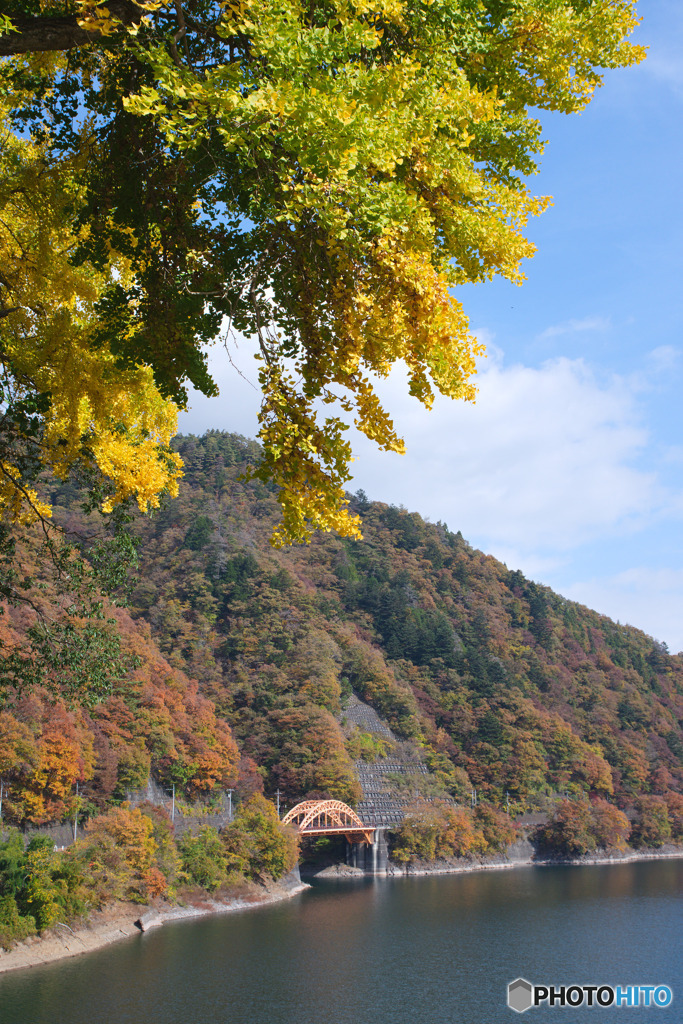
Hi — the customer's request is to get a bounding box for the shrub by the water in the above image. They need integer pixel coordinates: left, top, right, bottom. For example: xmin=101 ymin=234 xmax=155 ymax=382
xmin=390 ymin=802 xmax=517 ymax=864
xmin=534 ymin=798 xmax=631 ymax=856
xmin=221 ymin=795 xmax=298 ymax=882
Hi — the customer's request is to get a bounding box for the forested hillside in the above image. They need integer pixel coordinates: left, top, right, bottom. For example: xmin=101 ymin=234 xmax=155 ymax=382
xmin=122 ymin=433 xmax=683 ymax=817
xmin=2 ymin=429 xmax=683 ymax=945
xmin=3 ymin=430 xmax=683 ymax=846
xmin=53 ymin=433 xmax=683 ymax=814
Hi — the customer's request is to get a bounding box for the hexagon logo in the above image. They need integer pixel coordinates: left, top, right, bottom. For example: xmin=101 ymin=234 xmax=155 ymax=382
xmin=508 ymin=978 xmax=534 ymax=1013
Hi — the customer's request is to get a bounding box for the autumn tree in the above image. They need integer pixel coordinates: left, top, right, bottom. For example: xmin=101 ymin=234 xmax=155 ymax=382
xmin=249 ymin=704 xmax=361 ymax=804
xmin=663 ymin=790 xmax=683 ymax=842
xmin=390 ymin=801 xmax=498 ymax=863
xmin=0 ymin=702 xmax=95 ymax=823
xmin=77 ymin=804 xmax=161 ymax=902
xmin=534 ymin=798 xmax=596 ymax=857
xmin=0 ymin=711 xmax=38 ymax=814
xmin=0 ymin=112 xmax=184 ymax=699
xmin=535 ymin=797 xmax=634 ymax=856
xmin=436 ymin=805 xmax=486 ymax=858
xmin=0 ymin=0 xmax=643 ymax=542
xmin=0 ymin=110 xmax=183 ymax=525
xmin=590 ymin=797 xmax=630 ymax=852
xmin=474 ymin=803 xmax=518 ymax=852
xmin=390 ymin=807 xmax=441 ymax=863
xmin=630 ymin=796 xmax=672 ymax=850
xmin=221 ymin=794 xmax=298 ymax=881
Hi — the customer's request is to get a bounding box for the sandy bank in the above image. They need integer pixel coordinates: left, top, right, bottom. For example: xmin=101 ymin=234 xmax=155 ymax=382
xmin=0 ymin=874 xmax=308 ymax=976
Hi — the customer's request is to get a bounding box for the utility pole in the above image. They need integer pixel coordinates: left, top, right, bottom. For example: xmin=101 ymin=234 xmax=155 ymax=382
xmin=73 ymin=781 xmax=80 ymax=842
xmin=276 ymin=788 xmax=280 ymax=819
xmin=0 ymin=778 xmax=5 ymax=822
xmin=227 ymin=789 xmax=233 ymax=821
xmin=171 ymin=783 xmax=175 ymax=824
xmin=506 ymin=791 xmax=510 ymax=815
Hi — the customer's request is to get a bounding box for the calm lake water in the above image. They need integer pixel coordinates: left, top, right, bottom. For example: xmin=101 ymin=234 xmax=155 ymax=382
xmin=1 ymin=860 xmax=682 ymax=1024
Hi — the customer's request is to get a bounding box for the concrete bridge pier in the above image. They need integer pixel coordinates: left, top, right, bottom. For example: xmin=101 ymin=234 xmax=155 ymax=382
xmin=374 ymin=827 xmax=389 ymax=874
xmin=345 ymin=828 xmax=389 ymax=874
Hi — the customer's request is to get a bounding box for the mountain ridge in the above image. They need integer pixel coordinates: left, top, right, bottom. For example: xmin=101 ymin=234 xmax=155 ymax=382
xmin=125 ymin=431 xmax=683 ymax=817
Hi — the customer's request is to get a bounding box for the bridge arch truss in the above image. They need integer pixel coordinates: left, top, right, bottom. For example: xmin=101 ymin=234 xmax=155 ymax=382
xmin=282 ymin=800 xmax=374 ymax=844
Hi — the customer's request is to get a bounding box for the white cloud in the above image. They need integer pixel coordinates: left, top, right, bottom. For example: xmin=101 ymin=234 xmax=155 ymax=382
xmin=179 ymin=341 xmax=665 ymax=558
xmin=348 ymin=353 xmax=660 ymax=554
xmin=564 ymin=568 xmax=683 ymax=654
xmin=537 ymin=316 xmax=611 ymax=341
xmin=177 ymin=339 xmax=683 ymax=648
xmin=645 ymin=345 xmax=681 ymax=375
xmin=178 ymin=334 xmax=261 ymax=437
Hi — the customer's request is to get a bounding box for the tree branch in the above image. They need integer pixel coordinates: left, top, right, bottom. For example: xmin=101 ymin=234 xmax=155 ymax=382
xmin=0 ymin=1 xmax=140 ymax=56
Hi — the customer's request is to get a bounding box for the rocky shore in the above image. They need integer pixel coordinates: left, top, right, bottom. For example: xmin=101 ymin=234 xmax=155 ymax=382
xmin=4 ymin=845 xmax=682 ymax=976
xmin=303 ymin=841 xmax=683 ymax=879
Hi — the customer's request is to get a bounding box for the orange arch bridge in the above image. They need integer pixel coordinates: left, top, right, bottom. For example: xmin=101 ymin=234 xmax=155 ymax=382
xmin=282 ymin=800 xmax=374 ymax=845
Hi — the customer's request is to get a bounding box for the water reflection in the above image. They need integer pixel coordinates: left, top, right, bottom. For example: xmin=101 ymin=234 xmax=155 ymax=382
xmin=1 ymin=861 xmax=681 ymax=1024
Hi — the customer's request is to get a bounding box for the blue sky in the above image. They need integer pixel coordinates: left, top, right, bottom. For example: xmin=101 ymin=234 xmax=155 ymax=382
xmin=179 ymin=1 xmax=683 ymax=651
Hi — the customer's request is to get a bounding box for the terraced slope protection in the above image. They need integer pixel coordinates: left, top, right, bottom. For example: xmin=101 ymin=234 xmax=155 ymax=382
xmin=356 ymin=761 xmax=432 ymax=828
xmin=342 ymin=694 xmax=436 ymax=827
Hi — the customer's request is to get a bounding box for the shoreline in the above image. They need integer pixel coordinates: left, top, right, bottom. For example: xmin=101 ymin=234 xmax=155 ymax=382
xmin=306 ymin=843 xmax=683 ymax=880
xmin=4 ymin=846 xmax=682 ymax=976
xmin=394 ymin=845 xmax=683 ymax=877
xmin=0 ymin=875 xmax=308 ymax=977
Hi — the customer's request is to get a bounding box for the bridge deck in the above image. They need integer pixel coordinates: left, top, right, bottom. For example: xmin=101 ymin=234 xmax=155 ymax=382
xmin=298 ymin=825 xmax=373 ymax=832
xmin=298 ymin=825 xmax=374 ymax=842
